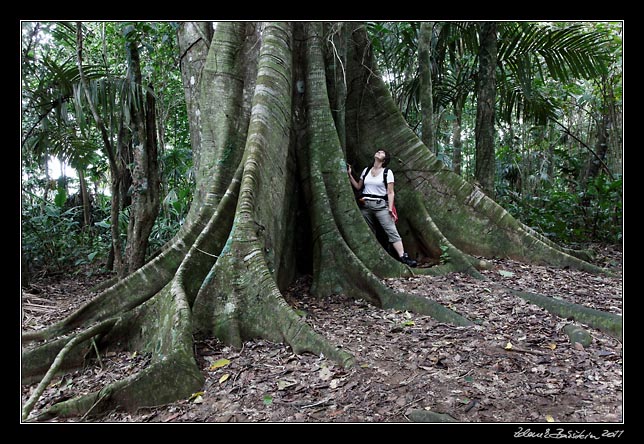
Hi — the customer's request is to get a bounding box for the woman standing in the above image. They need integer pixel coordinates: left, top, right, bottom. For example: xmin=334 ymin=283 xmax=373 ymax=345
xmin=348 ymin=150 xmax=417 ymax=267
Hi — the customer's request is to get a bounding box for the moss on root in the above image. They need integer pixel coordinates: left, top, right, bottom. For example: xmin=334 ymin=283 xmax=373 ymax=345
xmin=563 ymin=324 xmax=593 ymax=347
xmin=23 ymin=282 xmax=204 ymax=421
xmin=512 ymin=290 xmax=622 ymax=341
xmin=192 ymin=234 xmax=356 ymax=368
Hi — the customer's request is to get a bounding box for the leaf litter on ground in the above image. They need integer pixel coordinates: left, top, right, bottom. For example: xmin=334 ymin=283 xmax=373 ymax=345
xmin=21 ymin=246 xmax=622 ymax=423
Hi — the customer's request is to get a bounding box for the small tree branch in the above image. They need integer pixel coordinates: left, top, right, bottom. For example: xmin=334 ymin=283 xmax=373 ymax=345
xmin=22 ymin=318 xmax=116 ymax=421
xmin=552 ymin=118 xmax=614 ymax=180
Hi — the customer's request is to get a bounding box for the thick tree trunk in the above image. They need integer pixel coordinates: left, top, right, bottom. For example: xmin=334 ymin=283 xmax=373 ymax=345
xmin=22 ymin=21 xmax=616 ymax=421
xmin=190 ymin=22 xmax=354 ymax=364
xmin=324 ymin=22 xmax=348 ymax=151
xmin=474 ymin=22 xmax=497 ymax=198
xmin=177 ymin=22 xmax=212 ymax=176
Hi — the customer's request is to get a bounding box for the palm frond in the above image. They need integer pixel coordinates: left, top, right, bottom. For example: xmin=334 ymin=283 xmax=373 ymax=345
xmin=499 ymin=22 xmax=611 ymax=81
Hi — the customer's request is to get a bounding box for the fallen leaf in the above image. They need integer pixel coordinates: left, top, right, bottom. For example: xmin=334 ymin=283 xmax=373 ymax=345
xmin=498 ymin=270 xmax=515 ymax=278
xmin=277 ymin=379 xmax=296 ymax=390
xmin=505 ymin=341 xmax=513 ymax=350
xmin=545 ymin=414 xmax=555 ymax=422
xmin=219 ymin=373 xmax=230 ymax=384
xmin=548 ymin=343 xmax=557 ymax=350
xmin=188 ymin=391 xmax=204 ymax=402
xmin=319 ymin=366 xmax=333 ymax=381
xmin=208 ymin=358 xmax=231 ymax=371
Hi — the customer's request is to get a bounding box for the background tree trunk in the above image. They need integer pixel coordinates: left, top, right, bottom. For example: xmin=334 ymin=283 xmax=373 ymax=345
xmin=76 ymin=22 xmax=125 ymax=276
xmin=123 ymin=37 xmax=161 ymax=274
xmin=474 ymin=22 xmax=497 ymax=198
xmin=77 ymin=169 xmax=91 ymax=228
xmin=419 ymin=22 xmax=436 ymax=154
xmin=452 ymin=101 xmax=464 ymax=175
xmin=583 ymin=109 xmax=610 ymax=186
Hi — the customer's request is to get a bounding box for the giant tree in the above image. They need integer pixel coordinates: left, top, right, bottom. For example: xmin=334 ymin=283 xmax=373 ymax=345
xmin=21 ymin=22 xmax=620 ymax=421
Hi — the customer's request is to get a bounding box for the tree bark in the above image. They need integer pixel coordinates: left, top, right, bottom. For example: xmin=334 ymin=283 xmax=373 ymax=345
xmin=419 ymin=22 xmax=436 ymax=154
xmin=584 ymin=113 xmax=610 ymax=185
xmin=22 ymin=21 xmax=615 ymax=421
xmin=452 ymin=104 xmax=463 ymax=175
xmin=177 ymin=22 xmax=212 ymax=179
xmin=474 ymin=22 xmax=497 ymax=198
xmin=77 ymin=168 xmax=92 ymax=228
xmin=123 ymin=37 xmax=161 ymax=274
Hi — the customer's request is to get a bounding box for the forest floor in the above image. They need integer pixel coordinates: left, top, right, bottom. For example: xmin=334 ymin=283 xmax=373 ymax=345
xmin=21 ymin=245 xmax=623 ymax=425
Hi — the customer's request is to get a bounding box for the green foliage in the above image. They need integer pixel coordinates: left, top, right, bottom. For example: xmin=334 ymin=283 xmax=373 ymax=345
xmin=22 ymin=21 xmax=192 ymax=277
xmin=439 ymin=245 xmax=450 ymax=264
xmin=369 ymin=21 xmax=622 ymax=246
xmin=497 ymin=174 xmax=622 ymax=245
xmin=149 ymin=145 xmax=195 ymax=252
xmin=22 ymin=192 xmax=111 ymax=273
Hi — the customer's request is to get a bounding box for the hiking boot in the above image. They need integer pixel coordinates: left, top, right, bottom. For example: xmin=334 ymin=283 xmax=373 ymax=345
xmin=400 ymin=252 xmax=417 ymax=268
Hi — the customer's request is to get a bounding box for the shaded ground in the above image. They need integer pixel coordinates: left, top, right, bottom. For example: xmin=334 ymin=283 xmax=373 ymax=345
xmin=21 ymin=245 xmax=623 ymax=424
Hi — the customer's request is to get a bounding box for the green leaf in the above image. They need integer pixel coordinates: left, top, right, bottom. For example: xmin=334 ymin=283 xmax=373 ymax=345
xmin=188 ymin=391 xmax=204 ymax=402
xmin=95 ymin=220 xmax=111 ymax=229
xmin=208 ymin=358 xmax=231 ymax=371
xmin=263 ymin=395 xmax=273 ymax=406
xmin=54 ymin=189 xmax=67 ymax=208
